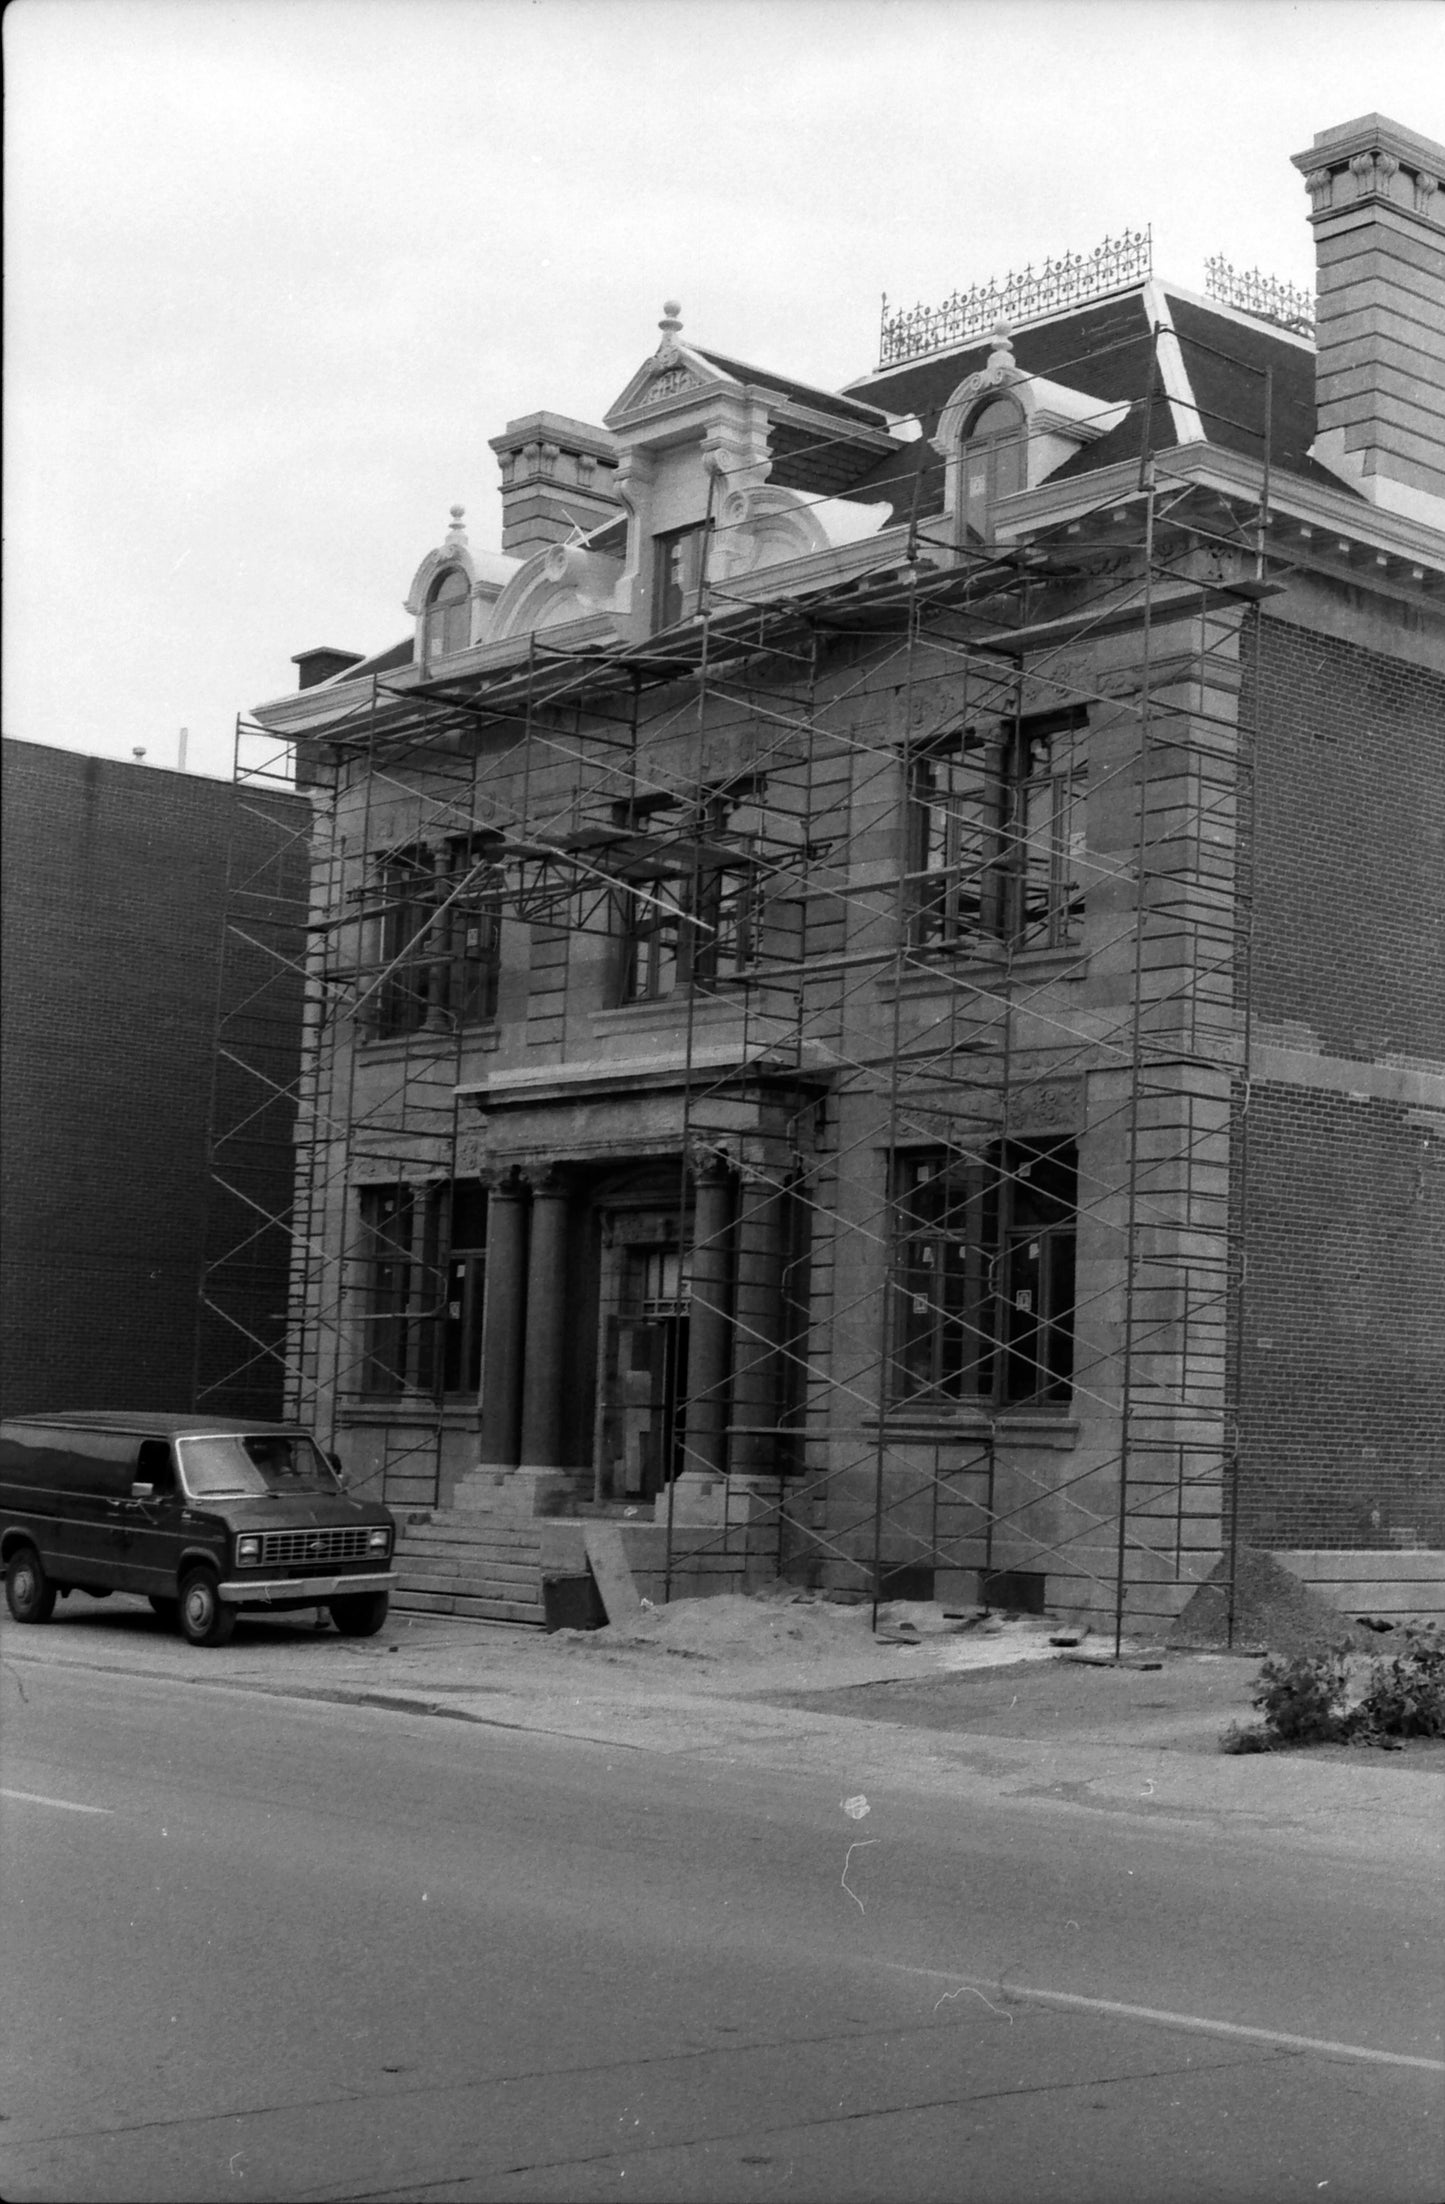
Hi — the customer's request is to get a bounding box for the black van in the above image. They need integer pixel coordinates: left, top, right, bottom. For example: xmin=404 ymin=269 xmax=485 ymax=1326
xmin=0 ymin=1413 xmax=397 ymax=1646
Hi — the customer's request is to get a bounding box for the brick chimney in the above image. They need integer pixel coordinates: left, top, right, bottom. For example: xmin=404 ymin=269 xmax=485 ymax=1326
xmin=1292 ymin=115 xmax=1445 ymax=522
xmin=291 ymin=646 xmax=364 ymax=691
xmin=488 ymin=411 xmax=622 ymax=560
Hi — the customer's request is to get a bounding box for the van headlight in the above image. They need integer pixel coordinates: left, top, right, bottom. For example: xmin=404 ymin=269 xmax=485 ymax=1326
xmin=235 ymin=1535 xmax=262 ymax=1566
xmin=367 ymin=1528 xmax=390 ymax=1556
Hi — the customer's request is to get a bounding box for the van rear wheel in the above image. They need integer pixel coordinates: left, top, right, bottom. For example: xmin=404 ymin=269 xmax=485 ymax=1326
xmin=329 ymin=1590 xmax=390 ymax=1637
xmin=5 ymin=1546 xmax=56 ymax=1625
xmin=178 ymin=1569 xmax=235 ymax=1648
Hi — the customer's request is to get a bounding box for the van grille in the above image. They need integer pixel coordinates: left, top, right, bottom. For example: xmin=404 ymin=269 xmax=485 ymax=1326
xmin=254 ymin=1527 xmax=379 ymax=1569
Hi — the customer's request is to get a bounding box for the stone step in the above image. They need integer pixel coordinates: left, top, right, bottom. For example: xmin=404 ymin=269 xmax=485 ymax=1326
xmin=391 ymin=1588 xmax=546 ymax=1625
xmin=400 ymin=1517 xmax=544 ymax=1546
xmin=398 ymin=1533 xmax=541 ymax=1562
xmin=397 ymin=1569 xmax=541 ymax=1601
xmin=396 ymin=1538 xmax=540 ymax=1564
xmin=395 ymin=1556 xmax=540 ymax=1585
xmin=392 ymin=1511 xmax=552 ymax=1626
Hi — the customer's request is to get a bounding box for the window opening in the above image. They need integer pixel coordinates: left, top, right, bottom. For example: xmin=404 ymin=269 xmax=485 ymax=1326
xmin=960 ymin=396 xmax=1026 ymax=541
xmin=439 ymin=1183 xmax=487 ymax=1396
xmin=360 ymin=1185 xmax=418 ymax=1396
xmin=908 ymin=734 xmax=992 ymax=947
xmin=359 ymin=1180 xmax=489 ymax=1398
xmin=619 ymin=852 xmax=762 ymax=1002
xmin=652 ymin=522 xmax=711 ymax=630
xmin=135 ymin=1439 xmax=176 ymax=1494
xmin=907 ymin=712 xmax=1086 ymax=953
xmin=424 ymin=566 xmax=471 ymax=659
xmin=371 ymin=839 xmax=499 ymax=1037
xmin=1005 ymin=713 xmax=1089 ymax=950
xmin=891 ymin=1140 xmax=1076 ymax=1408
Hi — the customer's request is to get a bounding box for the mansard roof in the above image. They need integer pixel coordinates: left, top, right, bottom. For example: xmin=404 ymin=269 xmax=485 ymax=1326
xmin=693 ymin=348 xmax=890 ymax=428
xmin=844 ymin=282 xmax=1346 ymax=498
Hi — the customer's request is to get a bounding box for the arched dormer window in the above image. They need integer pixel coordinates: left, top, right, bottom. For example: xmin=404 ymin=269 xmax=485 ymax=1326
xmin=424 ymin=567 xmax=471 ymax=659
xmin=960 ymin=396 xmax=1026 ymax=541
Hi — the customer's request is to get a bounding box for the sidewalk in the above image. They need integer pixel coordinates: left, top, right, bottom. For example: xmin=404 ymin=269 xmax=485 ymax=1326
xmin=5 ymin=1592 xmax=1441 ymax=1872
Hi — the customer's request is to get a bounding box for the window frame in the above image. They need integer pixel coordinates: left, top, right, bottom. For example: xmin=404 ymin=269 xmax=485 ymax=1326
xmin=890 ymin=1140 xmax=1077 ymax=1411
xmin=370 ymin=838 xmax=501 ymax=1039
xmin=959 ymin=395 xmax=1028 ymax=542
xmin=617 ymin=844 xmax=763 ymax=1004
xmin=357 ymin=1180 xmax=488 ymax=1400
xmin=905 ymin=710 xmax=1087 ymax=955
xmin=358 ymin=1184 xmax=421 ymax=1397
xmin=652 ymin=521 xmax=712 ymax=631
xmin=423 ymin=566 xmax=472 ymax=660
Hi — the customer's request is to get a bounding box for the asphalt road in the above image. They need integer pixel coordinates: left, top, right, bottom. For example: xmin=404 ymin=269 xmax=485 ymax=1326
xmin=2 ymin=1653 xmax=1441 ymax=2203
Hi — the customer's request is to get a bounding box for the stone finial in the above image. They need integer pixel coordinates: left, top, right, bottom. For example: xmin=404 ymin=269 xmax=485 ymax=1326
xmin=659 ymin=299 xmax=683 ymax=339
xmin=988 ymin=320 xmax=1015 ymax=370
xmin=446 ymin=503 xmax=468 ymax=545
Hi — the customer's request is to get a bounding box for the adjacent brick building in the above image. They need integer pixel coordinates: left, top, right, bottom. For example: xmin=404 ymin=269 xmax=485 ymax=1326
xmin=248 ymin=113 xmax=1443 ymax=1628
xmin=0 ymin=740 xmax=309 ymax=1419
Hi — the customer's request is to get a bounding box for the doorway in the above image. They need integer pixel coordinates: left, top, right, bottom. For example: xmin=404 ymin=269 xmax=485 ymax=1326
xmin=596 ymin=1227 xmax=692 ymax=1504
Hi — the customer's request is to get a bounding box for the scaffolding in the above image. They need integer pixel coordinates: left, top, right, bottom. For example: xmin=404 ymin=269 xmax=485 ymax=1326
xmin=217 ymin=309 xmax=1279 ymax=1644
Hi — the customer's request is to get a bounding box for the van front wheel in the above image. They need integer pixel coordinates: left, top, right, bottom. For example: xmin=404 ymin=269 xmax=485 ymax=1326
xmin=330 ymin=1591 xmax=390 ymax=1637
xmin=5 ymin=1547 xmax=56 ymax=1625
xmin=178 ymin=1570 xmax=235 ymax=1648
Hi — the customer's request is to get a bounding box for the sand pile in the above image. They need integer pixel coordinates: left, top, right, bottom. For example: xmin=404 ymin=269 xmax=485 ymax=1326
xmin=1169 ymin=1549 xmax=1373 ymax=1656
xmin=575 ymin=1588 xmax=1063 ymax=1670
xmin=609 ymin=1588 xmax=876 ymax=1661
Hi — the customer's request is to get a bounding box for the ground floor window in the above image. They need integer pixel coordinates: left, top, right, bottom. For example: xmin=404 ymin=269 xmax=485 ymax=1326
xmin=357 ymin=1180 xmax=486 ymax=1398
xmin=892 ymin=1140 xmax=1076 ymax=1407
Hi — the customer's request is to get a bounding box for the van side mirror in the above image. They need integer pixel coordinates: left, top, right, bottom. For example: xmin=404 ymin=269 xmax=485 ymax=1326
xmin=327 ymin=1450 xmax=348 ymax=1490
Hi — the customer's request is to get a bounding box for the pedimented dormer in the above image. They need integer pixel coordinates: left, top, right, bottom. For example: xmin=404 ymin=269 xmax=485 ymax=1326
xmin=933 ymin=325 xmax=1130 ymax=539
xmin=602 ymin=304 xmax=902 ymax=636
xmin=481 ymin=305 xmax=915 ymax=649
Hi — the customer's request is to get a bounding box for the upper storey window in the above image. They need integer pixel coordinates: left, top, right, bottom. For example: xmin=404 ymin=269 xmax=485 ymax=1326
xmin=960 ymin=397 xmax=1026 ymax=541
xmin=424 ymin=567 xmax=471 ymax=659
xmin=370 ymin=839 xmax=500 ymax=1039
xmin=618 ymin=848 xmax=763 ymax=1003
xmin=908 ymin=709 xmax=1087 ymax=954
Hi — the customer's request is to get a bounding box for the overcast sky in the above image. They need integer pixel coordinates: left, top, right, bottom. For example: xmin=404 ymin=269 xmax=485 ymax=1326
xmin=6 ymin=0 xmax=1443 ymax=781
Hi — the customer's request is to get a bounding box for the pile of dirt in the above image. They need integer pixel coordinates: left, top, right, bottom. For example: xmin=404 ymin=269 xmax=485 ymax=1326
xmin=606 ymin=1588 xmax=877 ymax=1661
xmin=1168 ymin=1549 xmax=1373 ymax=1657
xmin=578 ymin=1588 xmax=1064 ymax=1670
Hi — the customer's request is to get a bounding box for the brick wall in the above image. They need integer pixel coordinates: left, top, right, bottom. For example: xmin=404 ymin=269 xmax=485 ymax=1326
xmin=0 ymin=741 xmax=308 ymax=1416
xmin=1239 ymin=1085 xmax=1444 ymax=1548
xmin=1245 ymin=618 xmax=1445 ymax=1059
xmin=1237 ymin=617 xmax=1445 ymax=1548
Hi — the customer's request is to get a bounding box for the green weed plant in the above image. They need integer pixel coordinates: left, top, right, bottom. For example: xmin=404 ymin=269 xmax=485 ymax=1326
xmin=1222 ymin=1625 xmax=1445 ymax=1753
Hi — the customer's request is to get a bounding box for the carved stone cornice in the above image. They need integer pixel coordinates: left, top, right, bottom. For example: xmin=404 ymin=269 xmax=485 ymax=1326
xmin=1291 ymin=116 xmax=1445 ymax=231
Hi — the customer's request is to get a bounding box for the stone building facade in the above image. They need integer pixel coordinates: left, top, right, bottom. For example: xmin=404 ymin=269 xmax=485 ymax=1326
xmin=249 ymin=114 xmax=1444 ymax=1627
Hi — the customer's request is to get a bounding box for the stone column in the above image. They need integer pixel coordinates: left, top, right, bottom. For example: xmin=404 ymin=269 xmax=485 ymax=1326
xmin=679 ymin=1151 xmax=735 ymax=1490
xmin=519 ymin=1169 xmax=571 ymax=1468
xmin=728 ymin=1166 xmax=785 ymax=1481
xmin=477 ymin=1170 xmax=527 ymax=1468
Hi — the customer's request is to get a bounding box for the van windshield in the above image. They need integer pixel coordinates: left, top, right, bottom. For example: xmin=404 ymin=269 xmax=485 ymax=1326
xmin=176 ymin=1435 xmax=338 ymax=1498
